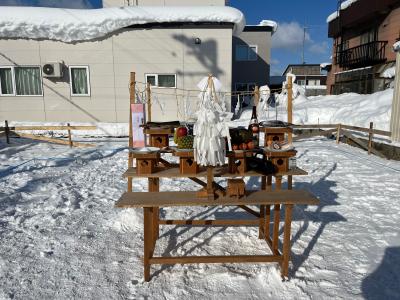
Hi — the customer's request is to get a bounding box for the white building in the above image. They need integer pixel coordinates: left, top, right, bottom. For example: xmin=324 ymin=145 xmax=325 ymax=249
xmin=0 ymin=1 xmax=273 ymax=123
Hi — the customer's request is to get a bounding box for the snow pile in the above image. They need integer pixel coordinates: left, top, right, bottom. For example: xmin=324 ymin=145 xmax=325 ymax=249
xmin=258 ymin=20 xmax=278 ymax=33
xmin=327 ymin=0 xmax=359 ymax=23
xmin=233 ymin=88 xmax=393 ymax=131
xmin=0 ymin=6 xmax=245 ymax=42
xmin=382 ymin=66 xmax=396 ymax=79
xmin=394 ymin=41 xmax=400 ymax=52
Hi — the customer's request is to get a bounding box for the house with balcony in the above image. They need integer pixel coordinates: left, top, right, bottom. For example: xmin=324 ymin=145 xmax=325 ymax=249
xmin=326 ymin=0 xmax=400 ymax=94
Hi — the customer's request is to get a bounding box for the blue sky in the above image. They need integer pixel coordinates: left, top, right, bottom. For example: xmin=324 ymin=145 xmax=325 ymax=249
xmin=0 ymin=0 xmax=337 ymax=75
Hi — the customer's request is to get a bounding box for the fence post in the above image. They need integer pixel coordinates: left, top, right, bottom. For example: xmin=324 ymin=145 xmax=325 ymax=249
xmin=287 ymin=77 xmax=293 ymax=144
xmin=67 ymin=123 xmax=73 ymax=147
xmin=336 ymin=124 xmax=341 ymax=144
xmin=368 ymin=122 xmax=374 ymax=155
xmin=5 ymin=120 xmax=10 ymax=144
xmin=128 ymin=72 xmax=136 ymax=192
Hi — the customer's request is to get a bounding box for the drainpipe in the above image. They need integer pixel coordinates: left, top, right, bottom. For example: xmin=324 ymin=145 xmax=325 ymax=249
xmin=390 ymin=46 xmax=400 ymax=142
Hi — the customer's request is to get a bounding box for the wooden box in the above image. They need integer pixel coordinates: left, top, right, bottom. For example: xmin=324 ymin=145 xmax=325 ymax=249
xmin=132 ymin=152 xmax=160 ymax=175
xmin=150 ymin=134 xmax=169 ymax=148
xmin=264 ymin=150 xmax=297 ymax=173
xmin=227 ymin=179 xmax=246 ymax=198
xmin=227 ymin=151 xmax=252 ymax=175
xmin=144 ymin=127 xmax=174 ymax=148
xmin=262 ymin=127 xmax=292 ymax=147
xmin=174 ymin=150 xmax=199 ymax=174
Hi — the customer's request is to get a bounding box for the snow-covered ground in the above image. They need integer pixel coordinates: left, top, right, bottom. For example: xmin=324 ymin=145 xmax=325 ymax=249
xmin=1 ymin=136 xmax=400 ymax=299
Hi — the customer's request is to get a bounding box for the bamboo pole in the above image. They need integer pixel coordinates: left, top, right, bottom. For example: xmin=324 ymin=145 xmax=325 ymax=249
xmin=287 ymin=77 xmax=293 ymax=144
xmin=336 ymin=124 xmax=341 ymax=144
xmin=5 ymin=120 xmax=10 ymax=144
xmin=67 ymin=123 xmax=73 ymax=147
xmin=146 ymin=83 xmax=152 ymax=123
xmin=254 ymin=86 xmax=260 ymax=106
xmin=128 ymin=72 xmax=136 ymax=192
xmin=368 ymin=122 xmax=374 ymax=155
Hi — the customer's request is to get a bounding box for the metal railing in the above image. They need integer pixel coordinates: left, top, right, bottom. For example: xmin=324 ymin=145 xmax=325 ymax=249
xmin=336 ymin=41 xmax=388 ymax=68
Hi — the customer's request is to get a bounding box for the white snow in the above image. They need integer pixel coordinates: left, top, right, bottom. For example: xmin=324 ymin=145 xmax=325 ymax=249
xmin=320 ymin=62 xmax=332 ymax=68
xmin=394 ymin=41 xmax=400 ymax=52
xmin=0 ymin=6 xmax=245 ymax=42
xmin=327 ymin=0 xmax=359 ymax=23
xmin=233 ymin=88 xmax=393 ymax=132
xmin=1 ymin=136 xmax=400 ymax=299
xmin=258 ymin=20 xmax=278 ymax=33
xmin=382 ymin=66 xmax=396 ymax=79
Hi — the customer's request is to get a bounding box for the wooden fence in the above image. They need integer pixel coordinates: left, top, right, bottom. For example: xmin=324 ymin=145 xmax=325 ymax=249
xmin=1 ymin=120 xmax=97 ymax=148
xmin=293 ymin=123 xmax=392 ymax=158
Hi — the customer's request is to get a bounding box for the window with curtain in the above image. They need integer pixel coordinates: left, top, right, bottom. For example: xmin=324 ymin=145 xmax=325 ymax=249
xmin=0 ymin=67 xmax=14 ymax=95
xmin=14 ymin=67 xmax=42 ymax=96
xmin=69 ymin=66 xmax=90 ymax=96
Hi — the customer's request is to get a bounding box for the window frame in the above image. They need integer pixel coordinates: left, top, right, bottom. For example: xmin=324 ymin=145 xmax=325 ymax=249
xmin=235 ymin=82 xmax=257 ymax=92
xmin=0 ymin=66 xmax=16 ymax=96
xmin=145 ymin=73 xmax=177 ymax=89
xmin=0 ymin=65 xmax=44 ymax=97
xmin=235 ymin=45 xmax=258 ymax=61
xmin=69 ymin=65 xmax=91 ymax=97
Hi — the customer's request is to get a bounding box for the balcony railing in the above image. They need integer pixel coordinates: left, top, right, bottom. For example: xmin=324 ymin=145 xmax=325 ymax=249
xmin=336 ymin=41 xmax=388 ymax=69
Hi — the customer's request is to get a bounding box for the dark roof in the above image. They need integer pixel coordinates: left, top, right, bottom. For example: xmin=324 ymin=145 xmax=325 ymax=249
xmin=126 ymin=22 xmax=234 ymax=30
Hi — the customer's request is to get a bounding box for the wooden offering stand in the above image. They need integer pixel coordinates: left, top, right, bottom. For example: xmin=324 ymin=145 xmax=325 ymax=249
xmin=262 ymin=127 xmax=293 ymax=146
xmin=265 ymin=150 xmax=297 ymax=173
xmin=144 ymin=127 xmax=175 ymax=148
xmin=226 ymin=151 xmax=254 ymax=175
xmin=173 ymin=150 xmax=199 ymax=174
xmin=131 ymin=152 xmax=160 ymax=175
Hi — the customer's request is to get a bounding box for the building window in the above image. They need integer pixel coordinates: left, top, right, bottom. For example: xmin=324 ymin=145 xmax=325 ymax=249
xmin=297 ymin=80 xmax=306 ymax=86
xmin=69 ymin=66 xmax=90 ymax=96
xmin=235 ymin=83 xmax=256 ymax=92
xmin=307 ymin=79 xmax=320 ymax=86
xmin=0 ymin=67 xmax=15 ymax=96
xmin=235 ymin=45 xmax=258 ymax=61
xmin=0 ymin=66 xmax=42 ymax=96
xmin=145 ymin=74 xmax=176 ymax=88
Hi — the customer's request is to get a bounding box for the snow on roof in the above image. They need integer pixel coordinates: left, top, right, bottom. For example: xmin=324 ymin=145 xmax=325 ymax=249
xmin=394 ymin=41 xmax=400 ymax=52
xmin=258 ymin=20 xmax=278 ymax=33
xmin=382 ymin=66 xmax=396 ymax=79
xmin=0 ymin=6 xmax=245 ymax=43
xmin=326 ymin=0 xmax=359 ymax=23
xmin=320 ymin=62 xmax=332 ymax=68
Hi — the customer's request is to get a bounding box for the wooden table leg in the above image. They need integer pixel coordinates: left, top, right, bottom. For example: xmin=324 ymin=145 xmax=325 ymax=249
xmin=259 ymin=176 xmax=267 ymax=239
xmin=265 ymin=205 xmax=271 ymax=239
xmin=149 ymin=178 xmax=160 ymax=240
xmin=267 ymin=175 xmax=272 ymax=192
xmin=272 ymin=176 xmax=282 ymax=252
xmin=143 ymin=207 xmax=154 ymax=282
xmin=288 ymin=175 xmax=293 ymax=190
xmin=281 ymin=204 xmax=293 ymax=277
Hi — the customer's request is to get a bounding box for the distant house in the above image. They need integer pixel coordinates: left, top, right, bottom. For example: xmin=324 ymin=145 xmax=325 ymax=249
xmin=0 ymin=0 xmax=275 ymax=123
xmin=326 ymin=0 xmax=400 ymax=94
xmin=282 ymin=64 xmax=327 ymax=97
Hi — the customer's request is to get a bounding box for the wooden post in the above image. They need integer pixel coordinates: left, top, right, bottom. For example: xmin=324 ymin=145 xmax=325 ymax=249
xmin=272 ymin=176 xmax=282 ymax=252
xmin=146 ymin=83 xmax=152 ymax=123
xmin=336 ymin=124 xmax=341 ymax=144
xmin=149 ymin=178 xmax=160 ymax=242
xmin=128 ymin=72 xmax=136 ymax=192
xmin=368 ymin=122 xmax=374 ymax=155
xmin=254 ymin=86 xmax=260 ymax=106
xmin=287 ymin=77 xmax=293 ymax=144
xmin=67 ymin=123 xmax=73 ymax=148
xmin=5 ymin=120 xmax=10 ymax=144
xmin=259 ymin=175 xmax=266 ymax=239
xmin=206 ymin=166 xmax=214 ymax=200
xmin=143 ymin=207 xmax=153 ymax=282
xmin=281 ymin=204 xmax=293 ymax=277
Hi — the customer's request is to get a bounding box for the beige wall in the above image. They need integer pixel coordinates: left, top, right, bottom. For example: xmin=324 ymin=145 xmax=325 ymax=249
xmin=0 ymin=26 xmax=232 ymax=123
xmin=103 ymin=0 xmax=226 ymax=7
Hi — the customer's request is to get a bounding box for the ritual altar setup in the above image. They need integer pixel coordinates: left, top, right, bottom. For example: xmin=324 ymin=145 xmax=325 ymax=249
xmin=115 ymin=73 xmax=320 ymax=282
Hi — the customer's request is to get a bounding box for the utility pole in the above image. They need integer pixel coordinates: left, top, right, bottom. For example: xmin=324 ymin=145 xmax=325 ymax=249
xmin=302 ymin=26 xmax=307 ymax=64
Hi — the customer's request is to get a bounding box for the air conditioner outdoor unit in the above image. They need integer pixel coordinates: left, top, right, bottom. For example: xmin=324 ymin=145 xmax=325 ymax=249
xmin=42 ymin=62 xmax=63 ymax=78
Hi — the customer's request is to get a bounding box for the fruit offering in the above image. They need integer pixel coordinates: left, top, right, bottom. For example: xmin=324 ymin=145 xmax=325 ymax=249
xmin=177 ymin=135 xmax=194 ymax=149
xmin=174 ymin=126 xmax=188 ymax=144
xmin=229 ymin=128 xmax=258 ymax=151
